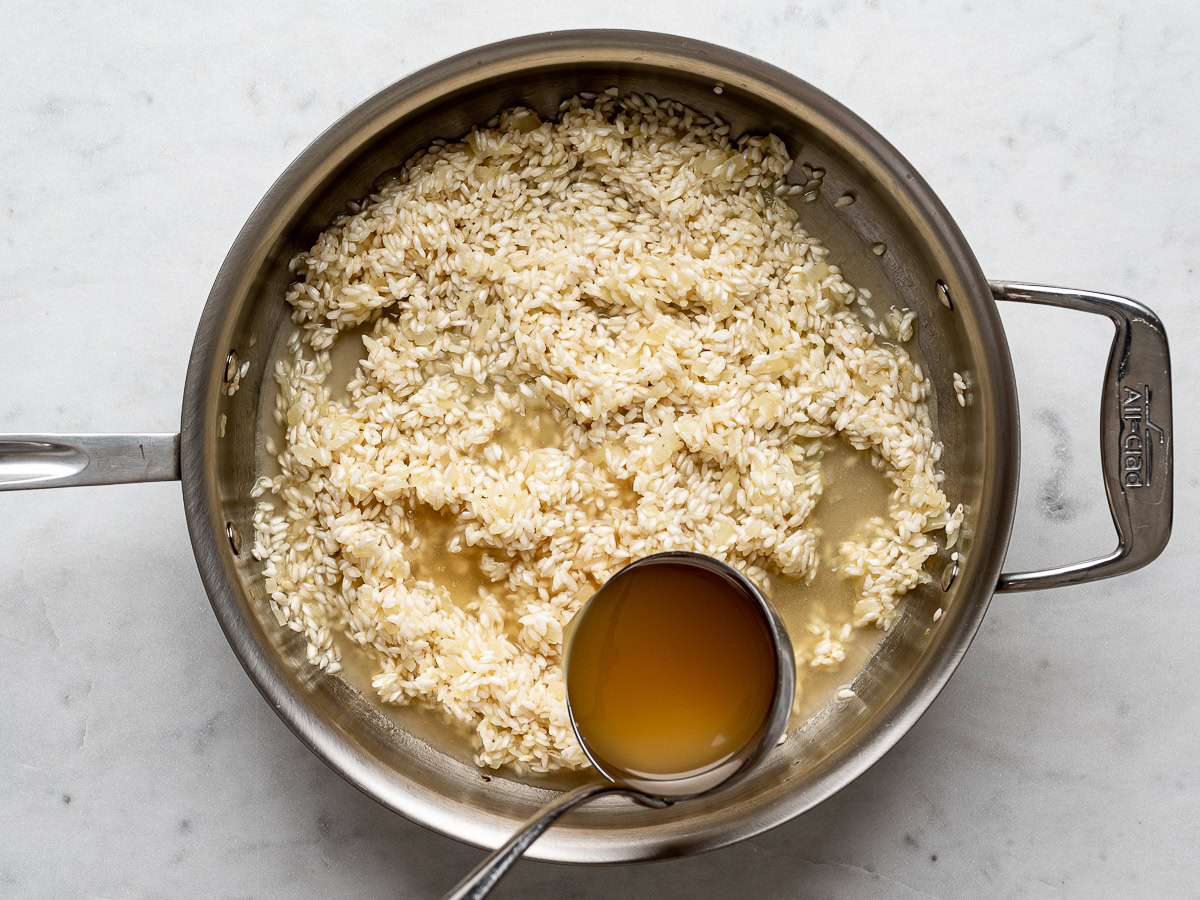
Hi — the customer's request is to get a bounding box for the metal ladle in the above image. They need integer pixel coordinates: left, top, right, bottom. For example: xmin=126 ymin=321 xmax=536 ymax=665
xmin=442 ymin=551 xmax=796 ymax=899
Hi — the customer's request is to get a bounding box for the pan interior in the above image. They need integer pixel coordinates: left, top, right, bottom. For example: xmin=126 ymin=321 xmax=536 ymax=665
xmin=189 ymin=33 xmax=1012 ymax=863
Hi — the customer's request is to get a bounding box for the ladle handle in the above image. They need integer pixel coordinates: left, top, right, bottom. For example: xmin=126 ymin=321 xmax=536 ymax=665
xmin=991 ymin=282 xmax=1172 ymax=591
xmin=0 ymin=433 xmax=181 ymax=490
xmin=441 ymin=782 xmax=665 ymax=900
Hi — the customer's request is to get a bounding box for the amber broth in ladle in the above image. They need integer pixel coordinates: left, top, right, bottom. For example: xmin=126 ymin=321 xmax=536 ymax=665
xmin=566 ymin=561 xmax=778 ymax=780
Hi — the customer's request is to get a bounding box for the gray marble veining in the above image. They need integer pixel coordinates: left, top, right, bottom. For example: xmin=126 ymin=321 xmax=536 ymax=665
xmin=2 ymin=1 xmax=1197 ymax=897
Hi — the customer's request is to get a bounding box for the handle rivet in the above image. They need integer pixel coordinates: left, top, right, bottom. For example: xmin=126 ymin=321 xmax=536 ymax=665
xmin=936 ymin=280 xmax=954 ymax=310
xmin=224 ymin=350 xmax=239 ymax=384
xmin=227 ymin=521 xmax=242 ymax=555
xmin=941 ymin=556 xmax=959 ymax=591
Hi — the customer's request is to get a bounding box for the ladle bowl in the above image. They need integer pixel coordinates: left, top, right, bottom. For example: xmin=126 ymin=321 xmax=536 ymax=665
xmin=443 ymin=552 xmax=796 ymax=899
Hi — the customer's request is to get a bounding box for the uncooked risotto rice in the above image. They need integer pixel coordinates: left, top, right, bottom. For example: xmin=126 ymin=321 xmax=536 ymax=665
xmin=250 ymin=90 xmax=954 ymax=773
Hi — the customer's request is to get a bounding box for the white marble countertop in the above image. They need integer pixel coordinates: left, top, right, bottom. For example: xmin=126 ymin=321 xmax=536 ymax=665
xmin=2 ymin=1 xmax=1196 ymax=897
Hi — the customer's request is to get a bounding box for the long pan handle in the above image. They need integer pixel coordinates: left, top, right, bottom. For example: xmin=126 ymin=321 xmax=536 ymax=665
xmin=0 ymin=433 xmax=181 ymax=490
xmin=991 ymin=282 xmax=1173 ymax=592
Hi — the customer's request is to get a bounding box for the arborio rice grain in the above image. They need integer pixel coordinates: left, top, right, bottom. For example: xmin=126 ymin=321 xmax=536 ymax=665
xmin=250 ymin=90 xmax=957 ymax=772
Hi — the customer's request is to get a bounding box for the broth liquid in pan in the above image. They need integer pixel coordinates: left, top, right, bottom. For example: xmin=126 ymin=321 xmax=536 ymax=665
xmin=567 ymin=562 xmax=777 ymax=778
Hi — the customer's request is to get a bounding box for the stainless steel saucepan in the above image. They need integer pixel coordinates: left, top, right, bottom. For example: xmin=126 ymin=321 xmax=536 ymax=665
xmin=0 ymin=31 xmax=1173 ymax=863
